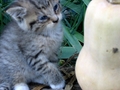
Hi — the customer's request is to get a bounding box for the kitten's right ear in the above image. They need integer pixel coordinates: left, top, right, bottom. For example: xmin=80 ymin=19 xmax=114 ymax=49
xmin=6 ymin=6 xmax=27 ymax=22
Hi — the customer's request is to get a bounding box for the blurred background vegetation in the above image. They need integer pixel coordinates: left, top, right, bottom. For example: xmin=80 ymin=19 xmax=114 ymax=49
xmin=0 ymin=0 xmax=91 ymax=59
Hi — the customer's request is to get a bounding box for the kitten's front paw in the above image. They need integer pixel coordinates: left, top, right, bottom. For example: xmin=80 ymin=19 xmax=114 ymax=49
xmin=50 ymin=80 xmax=65 ymax=90
xmin=14 ymin=83 xmax=29 ymax=90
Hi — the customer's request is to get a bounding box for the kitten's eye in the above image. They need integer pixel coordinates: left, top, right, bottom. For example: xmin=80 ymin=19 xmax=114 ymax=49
xmin=40 ymin=16 xmax=48 ymax=20
xmin=38 ymin=15 xmax=49 ymax=23
xmin=54 ymin=4 xmax=58 ymax=12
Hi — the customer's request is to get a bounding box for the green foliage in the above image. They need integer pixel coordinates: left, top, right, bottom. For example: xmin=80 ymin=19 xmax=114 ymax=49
xmin=59 ymin=0 xmax=91 ymax=59
xmin=0 ymin=0 xmax=91 ymax=59
xmin=0 ymin=0 xmax=12 ymax=33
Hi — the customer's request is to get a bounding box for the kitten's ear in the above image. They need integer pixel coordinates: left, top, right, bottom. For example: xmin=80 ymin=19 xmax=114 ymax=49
xmin=6 ymin=6 xmax=27 ymax=21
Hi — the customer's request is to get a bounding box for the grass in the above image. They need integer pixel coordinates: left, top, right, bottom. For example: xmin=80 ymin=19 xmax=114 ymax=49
xmin=0 ymin=0 xmax=91 ymax=59
xmin=0 ymin=0 xmax=12 ymax=33
xmin=59 ymin=0 xmax=91 ymax=59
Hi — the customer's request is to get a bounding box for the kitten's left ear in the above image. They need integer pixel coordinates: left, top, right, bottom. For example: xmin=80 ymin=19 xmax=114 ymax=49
xmin=6 ymin=6 xmax=27 ymax=22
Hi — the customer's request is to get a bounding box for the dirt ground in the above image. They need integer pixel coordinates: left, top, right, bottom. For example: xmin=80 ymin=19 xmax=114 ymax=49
xmin=29 ymin=53 xmax=82 ymax=90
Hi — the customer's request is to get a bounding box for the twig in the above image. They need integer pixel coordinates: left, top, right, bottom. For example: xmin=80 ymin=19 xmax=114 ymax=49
xmin=60 ymin=53 xmax=78 ymax=69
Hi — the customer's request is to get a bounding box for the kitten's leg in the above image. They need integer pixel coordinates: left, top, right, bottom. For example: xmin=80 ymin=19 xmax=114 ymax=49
xmin=33 ymin=72 xmax=65 ymax=90
xmin=13 ymin=83 xmax=29 ymax=90
xmin=43 ymin=63 xmax=65 ymax=90
xmin=29 ymin=54 xmax=65 ymax=89
xmin=49 ymin=54 xmax=59 ymax=66
xmin=0 ymin=82 xmax=10 ymax=90
xmin=33 ymin=76 xmax=48 ymax=85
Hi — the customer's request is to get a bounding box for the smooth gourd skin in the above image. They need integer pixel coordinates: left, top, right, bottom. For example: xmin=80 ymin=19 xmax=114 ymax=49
xmin=75 ymin=0 xmax=120 ymax=90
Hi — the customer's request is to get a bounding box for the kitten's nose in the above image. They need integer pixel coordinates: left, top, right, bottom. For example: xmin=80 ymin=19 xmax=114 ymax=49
xmin=51 ymin=15 xmax=59 ymax=23
xmin=53 ymin=18 xmax=59 ymax=23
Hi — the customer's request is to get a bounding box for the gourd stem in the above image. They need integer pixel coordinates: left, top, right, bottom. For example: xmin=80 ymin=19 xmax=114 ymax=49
xmin=108 ymin=0 xmax=120 ymax=4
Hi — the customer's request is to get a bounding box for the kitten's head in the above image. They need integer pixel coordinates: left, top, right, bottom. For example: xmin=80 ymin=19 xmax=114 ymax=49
xmin=6 ymin=0 xmax=62 ymax=32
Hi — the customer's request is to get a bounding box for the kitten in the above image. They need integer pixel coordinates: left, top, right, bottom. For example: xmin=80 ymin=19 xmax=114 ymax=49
xmin=0 ymin=0 xmax=65 ymax=90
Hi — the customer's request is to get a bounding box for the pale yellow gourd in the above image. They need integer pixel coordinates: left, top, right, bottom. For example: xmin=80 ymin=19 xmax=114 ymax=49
xmin=75 ymin=0 xmax=120 ymax=90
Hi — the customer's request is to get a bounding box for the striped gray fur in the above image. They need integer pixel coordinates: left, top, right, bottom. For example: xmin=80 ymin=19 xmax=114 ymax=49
xmin=0 ymin=0 xmax=65 ymax=90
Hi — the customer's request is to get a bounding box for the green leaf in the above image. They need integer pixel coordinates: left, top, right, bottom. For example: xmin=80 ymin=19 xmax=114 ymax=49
xmin=63 ymin=23 xmax=82 ymax=52
xmin=61 ymin=0 xmax=82 ymax=14
xmin=74 ymin=31 xmax=84 ymax=43
xmin=82 ymin=0 xmax=91 ymax=6
xmin=59 ymin=47 xmax=76 ymax=59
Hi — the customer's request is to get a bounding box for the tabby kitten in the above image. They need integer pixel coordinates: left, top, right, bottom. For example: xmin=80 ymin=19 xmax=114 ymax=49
xmin=0 ymin=0 xmax=65 ymax=90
